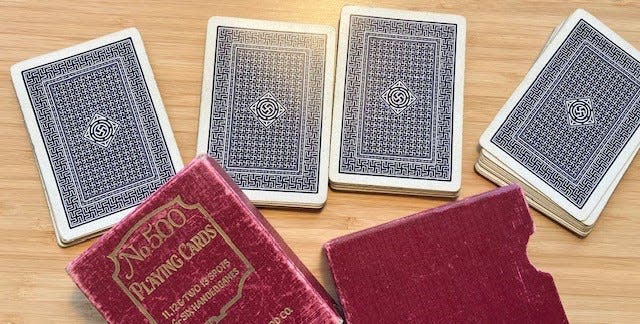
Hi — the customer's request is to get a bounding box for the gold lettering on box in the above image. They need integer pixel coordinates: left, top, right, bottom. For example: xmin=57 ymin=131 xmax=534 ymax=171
xmin=108 ymin=196 xmax=254 ymax=323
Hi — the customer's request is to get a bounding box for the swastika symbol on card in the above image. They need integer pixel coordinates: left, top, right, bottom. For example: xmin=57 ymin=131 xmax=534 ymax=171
xmin=248 ymin=92 xmax=287 ymax=127
xmin=565 ymin=98 xmax=595 ymax=126
xmin=83 ymin=113 xmax=119 ymax=147
xmin=381 ymin=80 xmax=416 ymax=114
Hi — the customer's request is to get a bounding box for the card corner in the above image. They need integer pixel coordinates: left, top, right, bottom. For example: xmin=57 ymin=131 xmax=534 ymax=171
xmin=207 ymin=15 xmax=224 ymax=28
xmin=452 ymin=14 xmax=468 ymax=29
xmin=571 ymin=8 xmax=591 ymax=19
xmin=122 ymin=26 xmax=142 ymax=38
xmin=55 ymin=229 xmax=75 ymax=248
xmin=340 ymin=5 xmax=360 ymax=18
xmin=9 ymin=61 xmax=24 ymax=81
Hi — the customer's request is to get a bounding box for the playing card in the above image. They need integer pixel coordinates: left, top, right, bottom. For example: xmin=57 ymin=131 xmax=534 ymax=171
xmin=329 ymin=6 xmax=466 ymax=195
xmin=197 ymin=17 xmax=335 ymax=208
xmin=11 ymin=28 xmax=183 ymax=246
xmin=479 ymin=9 xmax=640 ymax=223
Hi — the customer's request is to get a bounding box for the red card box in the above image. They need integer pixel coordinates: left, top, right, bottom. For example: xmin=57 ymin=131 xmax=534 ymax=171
xmin=68 ymin=156 xmax=341 ymax=323
xmin=324 ymin=185 xmax=568 ymax=323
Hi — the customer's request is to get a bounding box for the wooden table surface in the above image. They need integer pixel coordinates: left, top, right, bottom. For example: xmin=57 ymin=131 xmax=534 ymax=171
xmin=1 ymin=1 xmax=639 ymax=323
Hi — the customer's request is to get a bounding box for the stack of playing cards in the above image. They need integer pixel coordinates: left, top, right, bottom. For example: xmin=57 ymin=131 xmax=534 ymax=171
xmin=477 ymin=9 xmax=640 ymax=236
xmin=11 ymin=28 xmax=183 ymax=246
xmin=197 ymin=17 xmax=335 ymax=209
xmin=329 ymin=6 xmax=466 ymax=197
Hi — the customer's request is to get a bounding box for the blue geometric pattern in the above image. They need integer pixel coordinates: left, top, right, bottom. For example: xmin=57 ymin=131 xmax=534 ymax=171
xmin=22 ymin=39 xmax=176 ymax=228
xmin=338 ymin=15 xmax=458 ymax=180
xmin=207 ymin=27 xmax=327 ymax=193
xmin=491 ymin=20 xmax=640 ymax=208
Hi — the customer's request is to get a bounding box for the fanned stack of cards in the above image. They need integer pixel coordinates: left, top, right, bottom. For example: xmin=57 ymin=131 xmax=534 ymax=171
xmin=197 ymin=17 xmax=335 ymax=209
xmin=11 ymin=28 xmax=183 ymax=246
xmin=329 ymin=6 xmax=466 ymax=197
xmin=477 ymin=9 xmax=640 ymax=236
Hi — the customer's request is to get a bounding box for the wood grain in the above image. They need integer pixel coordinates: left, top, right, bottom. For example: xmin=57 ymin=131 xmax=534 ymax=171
xmin=1 ymin=1 xmax=638 ymax=323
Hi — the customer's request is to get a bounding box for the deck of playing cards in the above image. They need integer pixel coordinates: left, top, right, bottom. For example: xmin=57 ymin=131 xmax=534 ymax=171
xmin=328 ymin=6 xmax=466 ymax=197
xmin=197 ymin=17 xmax=335 ymax=209
xmin=11 ymin=28 xmax=183 ymax=246
xmin=324 ymin=185 xmax=568 ymax=323
xmin=476 ymin=9 xmax=640 ymax=236
xmin=68 ymin=156 xmax=342 ymax=323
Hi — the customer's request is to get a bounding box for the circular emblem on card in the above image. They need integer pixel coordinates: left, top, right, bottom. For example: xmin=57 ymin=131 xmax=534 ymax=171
xmin=381 ymin=80 xmax=417 ymax=114
xmin=565 ymin=98 xmax=595 ymax=126
xmin=248 ymin=92 xmax=287 ymax=127
xmin=84 ymin=113 xmax=119 ymax=148
xmin=254 ymin=96 xmax=280 ymax=121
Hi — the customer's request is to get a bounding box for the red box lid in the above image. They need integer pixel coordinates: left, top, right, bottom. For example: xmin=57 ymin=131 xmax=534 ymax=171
xmin=68 ymin=155 xmax=341 ymax=323
xmin=324 ymin=185 xmax=567 ymax=323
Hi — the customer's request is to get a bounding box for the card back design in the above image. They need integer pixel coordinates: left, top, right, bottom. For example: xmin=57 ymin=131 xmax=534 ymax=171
xmin=247 ymin=92 xmax=287 ymax=127
xmin=490 ymin=20 xmax=640 ymax=208
xmin=206 ymin=27 xmax=327 ymax=194
xmin=380 ymin=80 xmax=417 ymax=114
xmin=338 ymin=15 xmax=458 ymax=180
xmin=565 ymin=98 xmax=595 ymax=126
xmin=21 ymin=38 xmax=177 ymax=228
